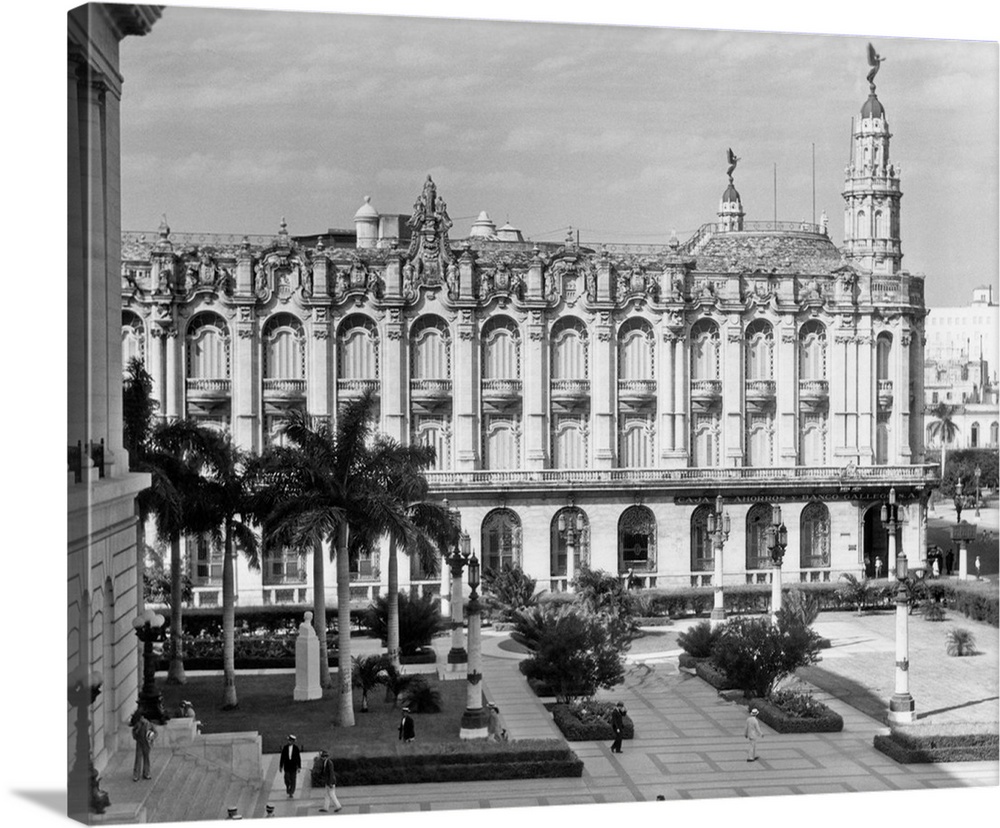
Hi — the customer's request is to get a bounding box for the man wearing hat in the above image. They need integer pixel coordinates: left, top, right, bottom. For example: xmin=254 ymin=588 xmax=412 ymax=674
xmin=610 ymin=701 xmax=627 ymax=754
xmin=398 ymin=707 xmax=416 ymax=742
xmin=278 ymin=734 xmax=302 ymax=797
xmin=744 ymin=707 xmax=763 ymax=762
xmin=317 ymin=750 xmax=342 ymax=813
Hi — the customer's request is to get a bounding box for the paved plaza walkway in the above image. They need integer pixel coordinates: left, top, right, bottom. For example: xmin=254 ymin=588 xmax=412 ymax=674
xmin=259 ymin=620 xmax=998 ymax=819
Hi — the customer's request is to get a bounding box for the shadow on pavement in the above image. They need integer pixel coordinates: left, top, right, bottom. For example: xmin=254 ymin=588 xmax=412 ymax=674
xmin=797 ymin=664 xmax=887 ymax=723
xmin=918 ymin=695 xmax=1000 ymax=720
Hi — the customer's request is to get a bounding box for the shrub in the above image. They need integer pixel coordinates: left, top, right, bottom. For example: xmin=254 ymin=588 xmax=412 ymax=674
xmin=550 ymin=702 xmax=635 ymax=741
xmin=381 ymin=662 xmax=416 ymax=705
xmin=399 ymin=675 xmax=442 ymax=713
xmin=767 ymin=689 xmax=828 ymax=719
xmin=923 ymin=603 xmax=947 ymax=622
xmin=838 ymin=573 xmax=875 ymax=615
xmin=779 ymin=588 xmax=821 ymax=626
xmin=572 ymin=566 xmax=639 ymax=648
xmin=520 ymin=607 xmax=627 ymax=703
xmin=481 ymin=564 xmax=540 ymax=622
xmin=874 ymin=728 xmax=999 ymax=763
xmin=710 ymin=615 xmax=823 ymax=699
xmin=751 ymin=694 xmax=844 ymax=733
xmin=511 ymin=602 xmax=574 ymax=651
xmin=946 ymin=627 xmax=977 ymax=657
xmin=352 ymin=654 xmax=390 ymax=712
xmin=363 ymin=591 xmax=444 ymax=656
xmin=677 ymin=619 xmax=719 ymax=658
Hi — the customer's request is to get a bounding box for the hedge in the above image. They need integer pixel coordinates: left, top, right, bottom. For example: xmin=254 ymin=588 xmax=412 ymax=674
xmin=311 ymin=738 xmax=583 ymax=785
xmin=152 ymin=605 xmax=375 ymax=638
xmin=694 ymin=660 xmax=737 ymax=691
xmin=748 ymin=696 xmax=843 ymax=733
xmin=874 ymin=726 xmax=999 ymax=763
xmin=549 ymin=703 xmax=635 ymax=742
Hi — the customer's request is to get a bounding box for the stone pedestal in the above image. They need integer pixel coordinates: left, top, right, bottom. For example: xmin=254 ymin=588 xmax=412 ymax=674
xmin=293 ymin=612 xmax=322 ymax=701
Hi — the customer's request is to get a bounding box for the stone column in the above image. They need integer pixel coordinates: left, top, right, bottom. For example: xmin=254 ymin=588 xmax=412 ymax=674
xmin=382 ymin=308 xmax=406 ymax=443
xmin=233 ymin=307 xmax=258 ymax=451
xmin=592 ymin=315 xmax=615 ymax=467
xmin=164 ymin=327 xmax=181 ymax=419
xmin=777 ymin=325 xmax=797 ymax=465
xmin=524 ymin=312 xmax=548 ymax=469
xmin=454 ymin=310 xmax=478 ymax=470
xmin=723 ymin=321 xmax=743 ymax=465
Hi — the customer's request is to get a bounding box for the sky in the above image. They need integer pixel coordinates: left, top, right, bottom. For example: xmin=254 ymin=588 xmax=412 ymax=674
xmin=119 ymin=1 xmax=998 ymax=309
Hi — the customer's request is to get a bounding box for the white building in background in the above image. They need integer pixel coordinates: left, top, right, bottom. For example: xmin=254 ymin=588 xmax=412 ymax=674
xmin=121 ymin=53 xmax=937 ymax=607
xmin=924 ymin=286 xmax=1000 ymax=450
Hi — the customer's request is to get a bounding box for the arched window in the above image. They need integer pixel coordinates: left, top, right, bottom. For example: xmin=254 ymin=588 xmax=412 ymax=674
xmin=876 ymin=417 xmax=890 ymax=465
xmin=551 ymin=317 xmax=588 ymax=380
xmin=744 ymin=319 xmax=773 ymax=380
xmin=856 ymin=209 xmax=867 ymax=238
xmin=800 ymin=502 xmax=831 ymax=569
xmin=414 ymin=419 xmax=449 ymax=470
xmin=337 ymin=314 xmax=378 ymax=379
xmin=745 ymin=504 xmax=772 ymax=570
xmin=262 ymin=313 xmax=304 ymax=379
xmin=186 ymin=312 xmax=230 ymax=379
xmin=481 ymin=508 xmax=522 ymax=573
xmin=990 ymin=422 xmax=998 ymax=446
xmin=692 ymin=414 xmax=718 ymax=467
xmin=483 ymin=418 xmax=518 ymax=470
xmin=122 ymin=311 xmax=145 ymax=370
xmin=410 ymin=315 xmax=450 ymax=379
xmin=619 ymin=417 xmax=651 ymax=468
xmin=875 ymin=209 xmax=885 ymax=238
xmin=690 ymin=505 xmax=714 ymax=572
xmin=745 ymin=415 xmax=773 ymax=467
xmin=552 ymin=418 xmax=587 ymax=468
xmin=618 ymin=505 xmax=656 ymax=572
xmin=550 ymin=507 xmax=590 ymax=577
xmin=971 ymin=422 xmax=980 ymax=448
xmin=798 ymin=320 xmax=826 ymax=380
xmin=690 ymin=319 xmax=720 ymax=380
xmin=876 ymin=333 xmax=892 ymax=381
xmin=617 ymin=318 xmax=654 ymax=380
xmin=800 ymin=413 xmax=826 ymax=466
xmin=481 ymin=316 xmax=520 ymax=379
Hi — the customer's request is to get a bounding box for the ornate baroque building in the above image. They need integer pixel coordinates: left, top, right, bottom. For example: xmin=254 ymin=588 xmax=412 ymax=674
xmin=121 ymin=60 xmax=935 ymax=607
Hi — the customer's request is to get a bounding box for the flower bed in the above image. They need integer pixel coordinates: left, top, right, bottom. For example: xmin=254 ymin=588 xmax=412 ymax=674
xmin=548 ymin=702 xmax=635 ymax=742
xmin=399 ymin=647 xmax=437 ymax=665
xmin=313 ymin=738 xmax=583 ymax=785
xmin=874 ymin=724 xmax=999 ymax=763
xmin=748 ymin=692 xmax=844 ymax=733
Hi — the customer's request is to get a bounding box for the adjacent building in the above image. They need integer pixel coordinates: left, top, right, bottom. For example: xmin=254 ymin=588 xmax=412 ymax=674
xmin=120 ymin=54 xmax=936 ymax=608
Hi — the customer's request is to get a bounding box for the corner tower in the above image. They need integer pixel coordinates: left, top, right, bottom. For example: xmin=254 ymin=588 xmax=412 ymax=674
xmin=842 ymin=43 xmax=903 ymax=274
xmin=718 ymin=147 xmax=745 ymax=231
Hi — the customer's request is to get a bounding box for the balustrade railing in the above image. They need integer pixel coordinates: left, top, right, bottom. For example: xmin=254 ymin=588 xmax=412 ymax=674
xmin=798 ymin=379 xmax=829 ymax=396
xmin=337 ymin=378 xmax=379 ymax=395
xmin=745 ymin=379 xmax=776 ymax=396
xmin=617 ymin=379 xmax=656 ymax=396
xmin=264 ymin=378 xmax=307 ymax=395
xmin=481 ymin=378 xmax=523 ymax=396
xmin=551 ymin=379 xmax=591 ymax=396
xmin=411 ymin=378 xmax=453 ymax=395
xmin=690 ymin=379 xmax=723 ymax=396
xmin=187 ymin=378 xmax=232 ymax=394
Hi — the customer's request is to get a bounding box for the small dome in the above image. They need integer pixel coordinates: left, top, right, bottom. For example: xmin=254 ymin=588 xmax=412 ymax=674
xmin=354 ymin=196 xmax=379 ymax=220
xmin=722 ymin=184 xmax=741 ymax=204
xmin=861 ymin=93 xmax=885 ymax=120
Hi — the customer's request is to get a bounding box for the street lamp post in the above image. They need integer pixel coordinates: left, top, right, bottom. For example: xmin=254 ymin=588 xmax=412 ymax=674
xmin=975 ymin=466 xmax=982 ymax=518
xmin=883 ymin=489 xmax=916 ymax=725
xmin=558 ymin=511 xmax=584 ymax=592
xmin=954 ymin=477 xmax=967 ymax=524
xmin=132 ymin=608 xmax=168 ymax=723
xmin=460 ymin=552 xmax=490 ymax=738
xmin=68 ymin=668 xmax=110 ymax=819
xmin=708 ymin=495 xmax=731 ymax=627
xmin=445 ymin=530 xmax=472 ymax=674
xmin=766 ymin=505 xmax=788 ymax=624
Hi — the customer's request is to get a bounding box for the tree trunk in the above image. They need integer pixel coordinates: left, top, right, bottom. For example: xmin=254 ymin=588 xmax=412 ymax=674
xmin=387 ymin=535 xmax=400 ymax=669
xmin=166 ymin=533 xmax=186 ymax=684
xmin=337 ymin=522 xmax=355 ymax=727
xmin=222 ymin=523 xmax=238 ymax=709
xmin=313 ymin=537 xmax=332 ymax=688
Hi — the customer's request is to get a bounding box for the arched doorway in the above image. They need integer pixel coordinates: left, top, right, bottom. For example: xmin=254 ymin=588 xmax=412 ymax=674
xmin=862 ymin=505 xmax=889 ymax=578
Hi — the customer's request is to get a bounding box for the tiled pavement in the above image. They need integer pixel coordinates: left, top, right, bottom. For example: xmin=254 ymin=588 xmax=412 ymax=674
xmin=260 ymin=626 xmax=998 ymax=820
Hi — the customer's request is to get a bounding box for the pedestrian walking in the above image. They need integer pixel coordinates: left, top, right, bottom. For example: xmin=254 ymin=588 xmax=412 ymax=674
xmin=278 ymin=734 xmax=301 ymax=798
xmin=129 ymin=710 xmax=156 ymax=781
xmin=487 ymin=704 xmax=503 ymax=742
xmin=610 ymin=701 xmax=627 ymax=754
xmin=316 ymin=750 xmax=342 ymax=813
xmin=398 ymin=707 xmax=416 ymax=742
xmin=744 ymin=707 xmax=763 ymax=762
xmin=975 ymin=556 xmax=982 ymax=579
xmin=875 ymin=557 xmax=883 ymax=578
xmin=946 ymin=548 xmax=955 ymax=575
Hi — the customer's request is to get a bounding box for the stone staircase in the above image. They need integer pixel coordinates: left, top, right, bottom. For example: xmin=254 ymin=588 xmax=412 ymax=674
xmin=94 ymin=723 xmax=267 ymax=824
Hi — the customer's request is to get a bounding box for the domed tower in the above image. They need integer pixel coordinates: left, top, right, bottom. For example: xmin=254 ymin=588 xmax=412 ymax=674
xmin=718 ymin=147 xmax=745 ymax=231
xmin=842 ymin=44 xmax=902 ymax=274
xmin=353 ymin=196 xmax=380 ymax=249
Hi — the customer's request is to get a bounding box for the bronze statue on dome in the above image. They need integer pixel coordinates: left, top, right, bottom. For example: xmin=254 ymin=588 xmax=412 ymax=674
xmin=726 ymin=148 xmax=740 ymax=183
xmin=867 ymin=43 xmax=885 ymax=92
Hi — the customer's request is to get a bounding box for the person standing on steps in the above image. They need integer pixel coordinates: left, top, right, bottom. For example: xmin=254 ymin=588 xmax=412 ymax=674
xmin=129 ymin=710 xmax=156 ymax=782
xmin=745 ymin=707 xmax=763 ymax=762
xmin=317 ymin=750 xmax=342 ymax=813
xmin=278 ymin=734 xmax=301 ymax=798
xmin=610 ymin=701 xmax=627 ymax=754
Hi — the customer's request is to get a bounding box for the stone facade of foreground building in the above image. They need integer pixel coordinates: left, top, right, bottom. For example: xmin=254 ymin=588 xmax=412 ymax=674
xmin=120 ymin=60 xmax=935 ymax=608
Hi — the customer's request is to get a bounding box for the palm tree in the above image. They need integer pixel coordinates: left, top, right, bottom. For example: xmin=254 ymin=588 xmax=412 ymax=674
xmin=927 ymin=402 xmax=960 ymax=479
xmin=837 ymin=573 xmax=874 ymax=616
xmin=372 ymin=442 xmax=456 ymax=669
xmin=351 ymin=654 xmax=389 ymax=712
xmin=253 ymin=391 xmax=414 ymax=727
xmin=198 ymin=432 xmax=260 ymax=709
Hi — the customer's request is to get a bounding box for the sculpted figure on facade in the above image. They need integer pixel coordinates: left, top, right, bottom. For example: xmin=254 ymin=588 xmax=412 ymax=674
xmin=445 ymin=257 xmax=460 ymax=300
xmin=254 ymin=261 xmax=267 ymax=297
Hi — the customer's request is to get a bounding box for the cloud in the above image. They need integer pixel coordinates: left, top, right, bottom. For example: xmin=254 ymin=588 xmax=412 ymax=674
xmin=501 ymin=126 xmax=552 ymax=152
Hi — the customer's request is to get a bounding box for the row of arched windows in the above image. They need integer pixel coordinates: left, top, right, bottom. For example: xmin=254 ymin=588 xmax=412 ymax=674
xmin=478 ymin=502 xmax=831 ymax=575
xmin=124 ymin=311 xmax=867 ymax=385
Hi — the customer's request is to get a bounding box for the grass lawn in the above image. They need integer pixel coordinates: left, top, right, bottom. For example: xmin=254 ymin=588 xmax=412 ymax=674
xmin=157 ymin=672 xmax=468 ymax=755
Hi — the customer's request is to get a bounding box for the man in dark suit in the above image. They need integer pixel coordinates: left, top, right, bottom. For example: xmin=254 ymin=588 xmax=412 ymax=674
xmin=278 ymin=734 xmax=301 ymax=797
xmin=398 ymin=707 xmax=416 ymax=742
xmin=610 ymin=701 xmax=627 ymax=754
